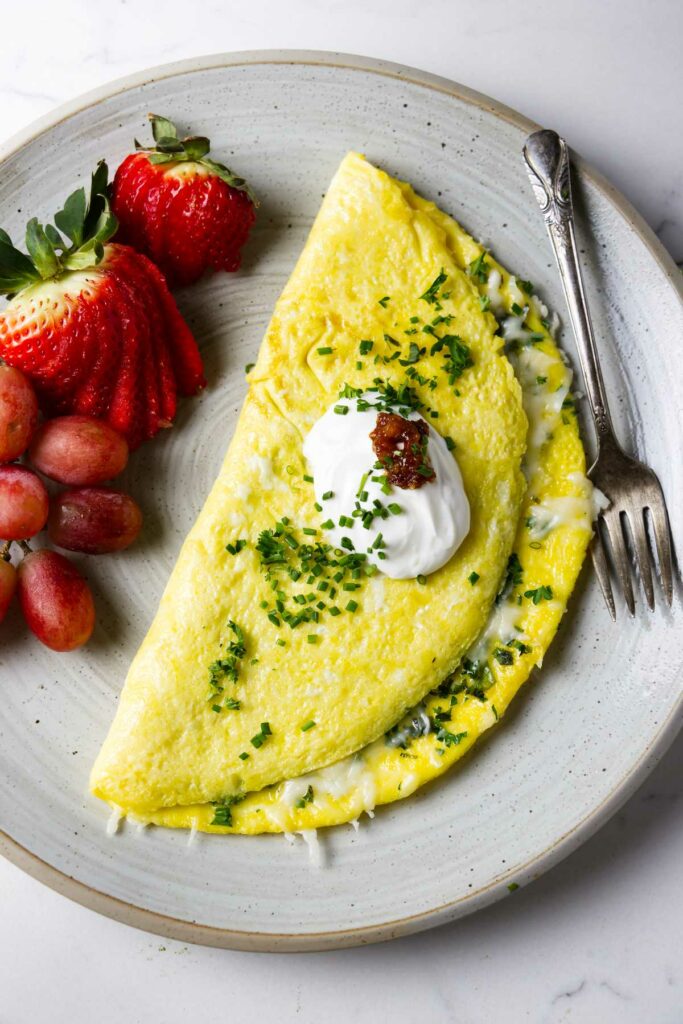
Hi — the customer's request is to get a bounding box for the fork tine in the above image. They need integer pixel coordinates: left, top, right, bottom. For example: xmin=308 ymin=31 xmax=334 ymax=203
xmin=626 ymin=508 xmax=655 ymax=611
xmin=647 ymin=501 xmax=674 ymax=606
xmin=590 ymin=529 xmax=616 ymax=620
xmin=601 ymin=511 xmax=636 ymax=616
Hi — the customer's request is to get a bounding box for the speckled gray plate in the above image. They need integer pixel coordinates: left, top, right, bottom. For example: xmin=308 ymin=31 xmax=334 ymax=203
xmin=0 ymin=51 xmax=681 ymax=952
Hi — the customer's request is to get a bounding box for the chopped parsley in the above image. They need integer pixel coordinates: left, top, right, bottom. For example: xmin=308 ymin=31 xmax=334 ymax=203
xmin=429 ymin=333 xmax=473 ymax=385
xmin=524 ymin=585 xmax=553 ymax=604
xmin=435 ymin=726 xmax=468 ymax=748
xmin=207 ymin=621 xmax=246 ymax=711
xmin=419 ymin=268 xmax=448 ymax=305
xmin=468 ymin=252 xmax=489 ymax=283
xmin=497 ymin=553 xmax=523 ymax=603
xmin=493 ymin=648 xmax=514 ymax=666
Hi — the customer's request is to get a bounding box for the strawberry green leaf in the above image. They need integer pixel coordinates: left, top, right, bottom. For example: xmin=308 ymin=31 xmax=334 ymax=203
xmin=154 ymin=137 xmax=185 ymax=154
xmin=90 ymin=160 xmax=109 ymax=204
xmin=149 ymin=114 xmax=178 ymax=144
xmin=0 ymin=236 xmax=41 ymax=293
xmin=62 ymin=238 xmax=104 ymax=271
xmin=89 ymin=197 xmax=117 ymax=245
xmin=44 ymin=224 xmax=65 ymax=250
xmin=25 ymin=219 xmax=60 ymax=279
xmin=147 ymin=152 xmax=178 ymax=165
xmin=201 ymin=158 xmax=256 ymax=203
xmin=184 ymin=136 xmax=210 ymax=161
xmin=54 ymin=187 xmax=87 ymax=248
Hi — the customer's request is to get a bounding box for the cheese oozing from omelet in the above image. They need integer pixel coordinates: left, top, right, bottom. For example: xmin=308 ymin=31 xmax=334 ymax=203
xmin=132 ymin=171 xmax=594 ymax=838
xmin=90 ymin=152 xmax=528 ymax=817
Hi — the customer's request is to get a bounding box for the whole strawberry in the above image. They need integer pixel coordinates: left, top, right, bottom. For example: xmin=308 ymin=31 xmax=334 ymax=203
xmin=0 ymin=164 xmax=205 ymax=450
xmin=112 ymin=114 xmax=256 ymax=287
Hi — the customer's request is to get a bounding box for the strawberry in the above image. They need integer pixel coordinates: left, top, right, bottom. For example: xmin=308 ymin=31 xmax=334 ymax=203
xmin=111 ymin=114 xmax=256 ymax=287
xmin=0 ymin=164 xmax=204 ymax=449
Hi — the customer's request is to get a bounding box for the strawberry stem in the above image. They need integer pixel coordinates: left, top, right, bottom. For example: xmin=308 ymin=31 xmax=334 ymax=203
xmin=135 ymin=113 xmax=257 ymax=204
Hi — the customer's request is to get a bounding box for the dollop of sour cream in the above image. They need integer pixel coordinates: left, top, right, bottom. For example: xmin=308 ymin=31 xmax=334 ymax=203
xmin=303 ymin=396 xmax=470 ymax=579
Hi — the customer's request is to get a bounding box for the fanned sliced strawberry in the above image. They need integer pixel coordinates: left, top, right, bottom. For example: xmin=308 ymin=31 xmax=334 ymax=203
xmin=107 ymin=256 xmax=161 ymax=443
xmin=114 ymin=247 xmax=177 ymax=429
xmin=0 ymin=169 xmax=203 ymax=450
xmin=112 ymin=115 xmax=256 ymax=287
xmin=139 ymin=255 xmax=206 ymax=396
xmin=69 ymin=275 xmax=123 ymax=419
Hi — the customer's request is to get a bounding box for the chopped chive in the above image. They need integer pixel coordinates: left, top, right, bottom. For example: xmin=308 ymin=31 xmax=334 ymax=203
xmin=321 ymin=519 xmax=334 ymax=530
xmin=238 ymin=752 xmax=249 ymax=760
xmin=302 ymin=527 xmax=317 ymax=536
xmin=329 ymin=606 xmax=341 ymax=616
xmin=334 ymin=405 xmax=349 ymax=415
xmin=346 ymin=600 xmax=359 ymax=613
xmin=303 ymin=474 xmax=314 ymax=483
xmin=317 ymin=346 xmax=334 ymax=355
xmin=416 ymin=574 xmax=427 ymax=585
xmin=359 ymin=340 xmax=374 ymax=355
xmin=301 ymin=720 xmax=316 ymax=732
xmin=226 ymin=538 xmax=247 ymax=555
xmin=322 ymin=490 xmax=334 ymax=500
xmin=307 ymin=634 xmax=317 ymax=644
xmin=468 ymin=571 xmax=480 ymax=585
xmin=387 ymin=503 xmax=403 ymax=515
xmin=378 ymin=296 xmax=390 ymax=307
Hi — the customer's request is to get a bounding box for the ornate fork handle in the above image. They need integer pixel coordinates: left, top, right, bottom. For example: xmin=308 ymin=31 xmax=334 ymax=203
xmin=523 ymin=130 xmax=616 ymax=449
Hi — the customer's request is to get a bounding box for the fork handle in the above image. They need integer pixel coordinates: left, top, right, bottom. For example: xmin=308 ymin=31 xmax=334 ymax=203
xmin=523 ymin=129 xmax=616 ymax=450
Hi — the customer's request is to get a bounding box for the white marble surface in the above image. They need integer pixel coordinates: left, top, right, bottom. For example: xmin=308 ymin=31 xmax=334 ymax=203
xmin=0 ymin=1 xmax=681 ymax=1021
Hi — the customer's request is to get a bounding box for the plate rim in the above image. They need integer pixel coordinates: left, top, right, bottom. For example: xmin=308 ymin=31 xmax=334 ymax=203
xmin=1 ymin=48 xmax=681 ymax=953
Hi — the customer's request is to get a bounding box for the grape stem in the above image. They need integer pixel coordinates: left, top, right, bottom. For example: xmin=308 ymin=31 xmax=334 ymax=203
xmin=18 ymin=540 xmax=32 ymax=557
xmin=0 ymin=540 xmax=11 ymax=562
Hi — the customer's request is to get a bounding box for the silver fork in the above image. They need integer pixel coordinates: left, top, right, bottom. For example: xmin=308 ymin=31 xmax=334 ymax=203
xmin=522 ymin=129 xmax=674 ymax=619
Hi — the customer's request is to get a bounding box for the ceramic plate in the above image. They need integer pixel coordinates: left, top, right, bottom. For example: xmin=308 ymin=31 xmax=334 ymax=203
xmin=0 ymin=51 xmax=681 ymax=952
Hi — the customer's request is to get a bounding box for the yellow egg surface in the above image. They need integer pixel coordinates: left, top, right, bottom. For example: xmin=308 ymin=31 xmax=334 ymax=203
xmin=90 ymin=153 xmax=528 ymax=817
xmin=139 ymin=171 xmax=594 ymax=836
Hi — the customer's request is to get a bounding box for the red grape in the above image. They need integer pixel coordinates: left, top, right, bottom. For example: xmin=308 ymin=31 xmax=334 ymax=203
xmin=0 ymin=465 xmax=49 ymax=539
xmin=29 ymin=415 xmax=129 ymax=485
xmin=17 ymin=549 xmax=95 ymax=651
xmin=0 ymin=557 xmax=17 ymax=623
xmin=48 ymin=487 xmax=143 ymax=554
xmin=0 ymin=365 xmax=39 ymax=463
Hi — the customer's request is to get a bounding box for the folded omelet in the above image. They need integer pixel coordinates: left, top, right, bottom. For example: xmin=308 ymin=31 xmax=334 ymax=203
xmin=91 ymin=152 xmax=529 ymax=816
xmin=139 ymin=222 xmax=594 ymax=836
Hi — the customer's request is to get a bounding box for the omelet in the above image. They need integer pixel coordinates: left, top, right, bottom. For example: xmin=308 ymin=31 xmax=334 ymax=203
xmin=91 ymin=153 xmax=528 ymax=817
xmin=136 ymin=170 xmax=595 ymax=836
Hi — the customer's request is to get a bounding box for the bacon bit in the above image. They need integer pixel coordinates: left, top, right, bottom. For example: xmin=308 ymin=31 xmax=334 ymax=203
xmin=370 ymin=412 xmax=435 ymax=490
